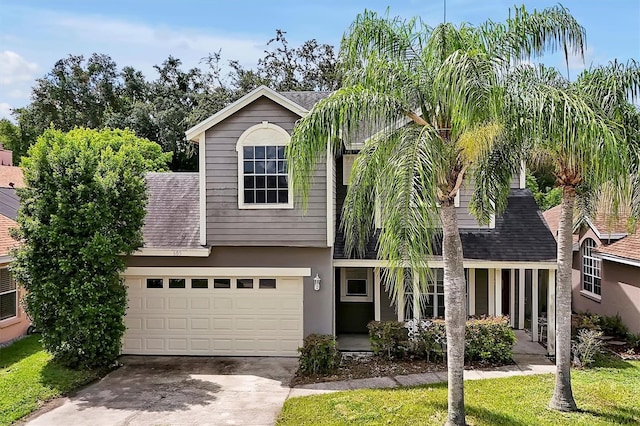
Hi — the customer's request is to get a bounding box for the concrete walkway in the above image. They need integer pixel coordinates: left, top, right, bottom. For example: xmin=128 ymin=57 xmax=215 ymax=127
xmin=289 ymin=330 xmax=555 ymax=398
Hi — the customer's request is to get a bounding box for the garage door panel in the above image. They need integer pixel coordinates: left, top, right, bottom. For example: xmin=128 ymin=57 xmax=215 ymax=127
xmin=123 ymin=275 xmax=303 ymax=356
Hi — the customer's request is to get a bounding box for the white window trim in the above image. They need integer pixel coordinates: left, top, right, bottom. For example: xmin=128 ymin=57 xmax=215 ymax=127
xmin=340 ymin=268 xmax=373 ymax=302
xmin=581 ymin=238 xmax=602 ymax=299
xmin=236 ymin=121 xmax=293 ymax=210
xmin=0 ymin=268 xmax=17 ymax=321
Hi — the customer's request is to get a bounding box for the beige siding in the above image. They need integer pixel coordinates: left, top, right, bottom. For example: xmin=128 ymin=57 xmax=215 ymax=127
xmin=205 ymin=97 xmax=327 ymax=247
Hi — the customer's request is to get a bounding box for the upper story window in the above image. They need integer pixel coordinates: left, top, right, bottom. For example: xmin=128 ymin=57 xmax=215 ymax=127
xmin=236 ymin=122 xmax=293 ymax=209
xmin=581 ymin=238 xmax=601 ymax=298
xmin=0 ymin=268 xmax=17 ymax=321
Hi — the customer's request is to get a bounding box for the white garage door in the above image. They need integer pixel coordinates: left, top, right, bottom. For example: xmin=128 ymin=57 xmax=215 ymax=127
xmin=122 ymin=269 xmax=304 ymax=356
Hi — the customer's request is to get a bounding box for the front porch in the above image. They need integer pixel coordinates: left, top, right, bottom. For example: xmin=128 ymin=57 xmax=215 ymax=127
xmin=334 ymin=264 xmax=557 ymax=356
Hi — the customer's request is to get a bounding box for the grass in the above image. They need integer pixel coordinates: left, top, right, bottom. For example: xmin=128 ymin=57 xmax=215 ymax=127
xmin=278 ymin=357 xmax=640 ymax=425
xmin=0 ymin=335 xmax=106 ymax=426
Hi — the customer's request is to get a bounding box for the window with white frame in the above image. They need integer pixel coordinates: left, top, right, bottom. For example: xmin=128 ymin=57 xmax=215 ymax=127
xmin=0 ymin=268 xmax=17 ymax=321
xmin=581 ymin=238 xmax=601 ymax=297
xmin=419 ymin=269 xmax=445 ymax=319
xmin=340 ymin=268 xmax=373 ymax=302
xmin=236 ymin=122 xmax=292 ymax=209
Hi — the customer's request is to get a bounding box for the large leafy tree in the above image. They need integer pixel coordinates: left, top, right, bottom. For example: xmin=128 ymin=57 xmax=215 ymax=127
xmin=512 ymin=60 xmax=640 ymax=411
xmin=12 ymin=128 xmax=171 ymax=369
xmin=288 ymin=7 xmax=584 ymax=425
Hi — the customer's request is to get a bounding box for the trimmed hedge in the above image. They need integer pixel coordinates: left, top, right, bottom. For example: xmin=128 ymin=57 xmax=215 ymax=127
xmin=368 ymin=317 xmax=516 ymax=364
xmin=298 ymin=334 xmax=340 ymax=375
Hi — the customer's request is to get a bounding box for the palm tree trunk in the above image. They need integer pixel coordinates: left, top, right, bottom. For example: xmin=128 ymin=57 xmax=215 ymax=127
xmin=549 ymin=188 xmax=578 ymax=411
xmin=441 ymin=203 xmax=466 ymax=426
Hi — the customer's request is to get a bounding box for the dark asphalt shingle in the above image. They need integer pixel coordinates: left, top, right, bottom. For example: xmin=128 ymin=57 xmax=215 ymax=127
xmin=334 ymin=189 xmax=557 ymax=262
xmin=279 ymin=91 xmax=332 ymax=110
xmin=0 ymin=188 xmax=20 ymax=220
xmin=143 ymin=173 xmax=201 ymax=249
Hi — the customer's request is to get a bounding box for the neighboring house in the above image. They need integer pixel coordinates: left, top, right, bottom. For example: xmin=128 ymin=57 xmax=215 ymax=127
xmin=123 ymin=86 xmax=559 ymax=357
xmin=544 ymin=206 xmax=640 ymax=334
xmin=0 ymin=165 xmax=26 ymax=345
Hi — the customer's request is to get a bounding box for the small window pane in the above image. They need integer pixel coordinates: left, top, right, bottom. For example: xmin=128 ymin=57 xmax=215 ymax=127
xmin=254 ymin=146 xmax=266 ymax=159
xmin=213 ymin=278 xmax=231 ymax=289
xmin=191 ymin=278 xmax=208 ymax=289
xmin=237 ymin=278 xmax=254 ymax=289
xmin=278 ymin=176 xmax=288 ymax=188
xmin=244 ymin=176 xmax=254 ymax=189
xmin=259 ymin=278 xmax=276 ymax=289
xmin=0 ymin=292 xmax=17 ymax=320
xmin=243 ymin=161 xmax=254 ymax=174
xmin=169 ymin=278 xmax=186 ymax=289
xmin=278 ymin=160 xmax=286 ymax=174
xmin=346 ymin=279 xmax=367 ymax=296
xmin=146 ymin=278 xmax=163 ymax=289
xmin=277 ymin=146 xmax=285 ymax=159
xmin=267 ymin=190 xmax=277 ymax=203
xmin=266 ymin=146 xmax=277 ymax=159
xmin=256 ymin=176 xmax=266 ymax=189
xmin=255 ymin=161 xmax=265 ymax=173
xmin=243 ymin=146 xmax=254 ymax=159
xmin=256 ymin=191 xmax=266 ymax=203
xmin=266 ymin=176 xmax=277 ymax=188
xmin=278 ymin=190 xmax=288 ymax=203
xmin=244 ymin=190 xmax=255 ymax=203
xmin=266 ymin=160 xmax=277 ymax=173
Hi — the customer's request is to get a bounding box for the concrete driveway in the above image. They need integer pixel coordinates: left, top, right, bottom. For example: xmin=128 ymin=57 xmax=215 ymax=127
xmin=26 ymin=355 xmax=298 ymax=426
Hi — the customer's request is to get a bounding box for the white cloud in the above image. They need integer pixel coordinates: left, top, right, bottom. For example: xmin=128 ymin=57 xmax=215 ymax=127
xmin=0 ymin=51 xmax=38 ymax=85
xmin=566 ymin=46 xmax=596 ymax=72
xmin=0 ymin=103 xmax=14 ymax=121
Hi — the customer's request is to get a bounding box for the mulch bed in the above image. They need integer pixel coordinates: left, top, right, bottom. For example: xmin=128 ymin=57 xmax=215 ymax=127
xmin=606 ymin=343 xmax=640 ymax=361
xmin=291 ymin=353 xmax=515 ymax=387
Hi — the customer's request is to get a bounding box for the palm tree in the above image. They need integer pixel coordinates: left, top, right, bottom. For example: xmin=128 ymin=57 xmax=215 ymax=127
xmin=512 ymin=60 xmax=640 ymax=411
xmin=288 ymin=7 xmax=585 ymax=425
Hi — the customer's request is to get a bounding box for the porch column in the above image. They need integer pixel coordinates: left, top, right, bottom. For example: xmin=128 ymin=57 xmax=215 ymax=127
xmin=518 ymin=268 xmax=525 ymax=329
xmin=468 ymin=268 xmax=476 ymax=316
xmin=397 ymin=278 xmax=405 ymax=321
xmin=413 ymin=274 xmax=420 ymax=320
xmin=510 ymin=269 xmax=515 ymax=327
xmin=495 ymin=268 xmax=503 ymax=316
xmin=488 ymin=269 xmax=495 ymax=316
xmin=374 ymin=267 xmax=381 ymax=321
xmin=547 ymin=269 xmax=556 ymax=356
xmin=532 ymin=268 xmax=539 ymax=342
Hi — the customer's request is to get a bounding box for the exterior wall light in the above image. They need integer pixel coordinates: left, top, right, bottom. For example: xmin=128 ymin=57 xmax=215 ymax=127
xmin=313 ymin=273 xmax=321 ymax=291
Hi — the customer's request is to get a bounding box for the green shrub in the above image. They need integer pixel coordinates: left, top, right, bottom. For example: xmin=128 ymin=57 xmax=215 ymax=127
xmin=367 ymin=321 xmax=410 ymax=359
xmin=575 ymin=312 xmax=602 ymax=334
xmin=464 ymin=317 xmax=516 ymax=364
xmin=370 ymin=317 xmax=515 ymax=364
xmin=298 ymin=334 xmax=340 ymax=375
xmin=405 ymin=319 xmax=446 ymax=362
xmin=572 ymin=329 xmax=604 ymax=368
xmin=627 ymin=333 xmax=640 ymax=350
xmin=600 ymin=314 xmax=629 ymax=338
xmin=12 ymin=128 xmax=170 ymax=369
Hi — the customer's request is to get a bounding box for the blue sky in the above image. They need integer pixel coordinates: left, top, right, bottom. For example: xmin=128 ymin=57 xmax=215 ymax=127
xmin=1 ymin=0 xmax=639 ymax=120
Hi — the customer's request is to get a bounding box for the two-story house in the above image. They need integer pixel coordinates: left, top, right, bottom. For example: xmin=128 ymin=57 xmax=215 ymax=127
xmin=122 ymin=86 xmax=559 ymax=357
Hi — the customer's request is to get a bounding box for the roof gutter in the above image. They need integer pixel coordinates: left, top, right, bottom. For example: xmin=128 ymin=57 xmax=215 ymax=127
xmin=599 ymin=253 xmax=640 ymax=268
xmin=131 ymin=247 xmax=212 ymax=257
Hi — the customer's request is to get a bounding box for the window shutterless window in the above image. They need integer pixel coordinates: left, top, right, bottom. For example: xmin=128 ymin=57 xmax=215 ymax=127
xmin=169 ymin=278 xmax=186 ymax=289
xmin=237 ymin=278 xmax=254 ymax=289
xmin=581 ymin=238 xmax=601 ymax=297
xmin=213 ymin=278 xmax=231 ymax=289
xmin=191 ymin=278 xmax=208 ymax=289
xmin=146 ymin=278 xmax=163 ymax=289
xmin=259 ymin=278 xmax=276 ymax=289
xmin=0 ymin=268 xmax=17 ymax=320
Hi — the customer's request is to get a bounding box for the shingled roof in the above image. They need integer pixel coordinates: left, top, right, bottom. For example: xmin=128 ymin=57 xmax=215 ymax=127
xmin=279 ymin=91 xmax=332 ymax=110
xmin=142 ymin=173 xmax=200 ymax=249
xmin=334 ymin=189 xmax=557 ymax=262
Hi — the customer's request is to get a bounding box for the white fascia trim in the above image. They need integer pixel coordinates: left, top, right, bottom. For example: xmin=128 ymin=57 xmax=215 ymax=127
xmin=0 ymin=255 xmax=13 ymax=264
xmin=199 ymin=132 xmax=207 ymax=245
xmin=132 ymin=247 xmax=212 ymax=257
xmin=599 ymin=253 xmax=640 ymax=268
xmin=124 ymin=266 xmax=312 ymax=277
xmin=326 ymin=145 xmax=334 ymax=247
xmin=332 ymin=259 xmax=557 ymax=269
xmin=185 ymin=86 xmax=308 ymax=142
xmin=584 ymin=217 xmax=627 ymax=241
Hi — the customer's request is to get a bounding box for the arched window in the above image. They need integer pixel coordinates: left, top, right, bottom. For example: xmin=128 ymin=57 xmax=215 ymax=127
xmin=236 ymin=122 xmax=293 ymax=209
xmin=581 ymin=238 xmax=601 ymax=297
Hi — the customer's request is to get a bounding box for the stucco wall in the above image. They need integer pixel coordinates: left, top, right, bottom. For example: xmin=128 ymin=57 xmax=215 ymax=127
xmin=0 ymin=263 xmax=30 ymax=344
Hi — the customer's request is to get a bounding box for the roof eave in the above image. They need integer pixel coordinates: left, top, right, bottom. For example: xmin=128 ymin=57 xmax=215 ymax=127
xmin=185 ymin=86 xmax=308 ymax=142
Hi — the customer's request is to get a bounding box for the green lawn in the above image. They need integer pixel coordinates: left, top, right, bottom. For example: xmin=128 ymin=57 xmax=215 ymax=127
xmin=0 ymin=335 xmax=106 ymax=426
xmin=279 ymin=358 xmax=640 ymax=425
